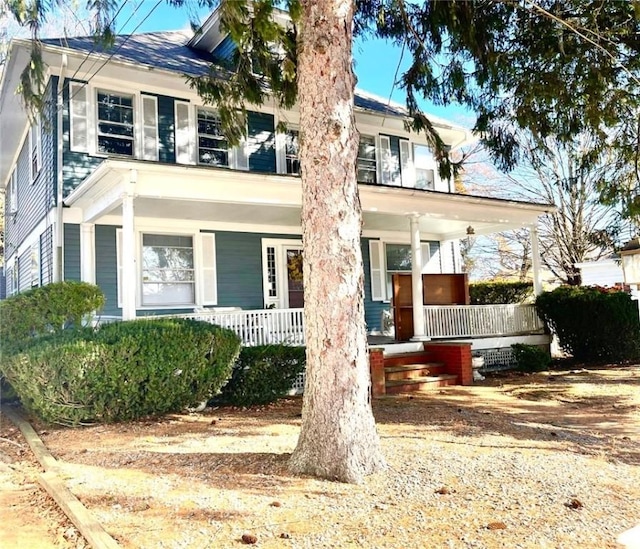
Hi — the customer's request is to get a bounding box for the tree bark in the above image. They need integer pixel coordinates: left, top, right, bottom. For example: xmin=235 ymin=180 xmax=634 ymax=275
xmin=289 ymin=0 xmax=386 ymax=483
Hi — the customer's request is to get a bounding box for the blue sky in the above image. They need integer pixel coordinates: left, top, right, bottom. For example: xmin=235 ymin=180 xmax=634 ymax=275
xmin=113 ymin=1 xmax=475 ymax=129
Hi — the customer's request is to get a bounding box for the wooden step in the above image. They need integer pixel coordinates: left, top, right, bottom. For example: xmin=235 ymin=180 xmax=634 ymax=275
xmin=383 ymin=352 xmax=434 ymax=368
xmin=385 ymin=374 xmax=458 ymax=394
xmin=385 ymin=363 xmax=446 ymax=381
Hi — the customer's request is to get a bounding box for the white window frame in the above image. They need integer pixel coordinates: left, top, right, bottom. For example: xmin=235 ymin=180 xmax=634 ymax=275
xmin=95 ymin=89 xmax=136 ymax=157
xmin=117 ymin=229 xmax=217 ymax=309
xmin=29 ymin=115 xmax=42 ymax=183
xmin=9 ymin=168 xmax=17 ymax=214
xmin=261 ymin=238 xmax=303 ymax=308
xmin=357 ymin=134 xmax=377 ymax=184
xmin=413 ymin=143 xmax=437 ymax=191
xmin=196 ymin=106 xmax=250 ymax=170
xmin=369 ymin=239 xmax=436 ymax=302
xmin=276 ymin=126 xmax=300 ymax=175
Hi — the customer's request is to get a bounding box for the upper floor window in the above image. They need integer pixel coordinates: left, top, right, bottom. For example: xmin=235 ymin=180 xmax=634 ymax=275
xmin=29 ymin=115 xmax=42 ymax=183
xmin=284 ymin=129 xmax=300 ymax=175
xmin=413 ymin=144 xmax=435 ymax=190
xmin=8 ymin=169 xmax=17 ymax=215
xmin=197 ymin=109 xmax=228 ymax=166
xmin=97 ymin=91 xmax=135 ymax=156
xmin=357 ymin=136 xmax=377 ymax=184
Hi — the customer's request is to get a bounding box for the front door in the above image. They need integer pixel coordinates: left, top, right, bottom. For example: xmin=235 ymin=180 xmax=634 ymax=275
xmin=286 ymin=248 xmax=304 ymax=308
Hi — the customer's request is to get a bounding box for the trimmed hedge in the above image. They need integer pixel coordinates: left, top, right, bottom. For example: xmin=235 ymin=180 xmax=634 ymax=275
xmin=218 ymin=345 xmax=306 ymax=406
xmin=535 ymin=286 xmax=640 ymax=362
xmin=512 ymin=344 xmax=552 ymax=372
xmin=0 ymin=281 xmax=105 ymax=349
xmin=1 ymin=319 xmax=241 ymax=425
xmin=470 ymin=281 xmax=533 ymax=305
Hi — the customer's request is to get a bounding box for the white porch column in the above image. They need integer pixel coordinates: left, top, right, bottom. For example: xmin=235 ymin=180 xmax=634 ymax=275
xmin=121 ymin=171 xmax=137 ymax=320
xmin=409 ymin=215 xmax=427 ymax=340
xmin=530 ymin=223 xmax=543 ymax=296
xmin=80 ymin=223 xmax=95 ymax=284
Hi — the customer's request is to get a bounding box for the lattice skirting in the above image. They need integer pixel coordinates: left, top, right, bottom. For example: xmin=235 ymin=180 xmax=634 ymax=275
xmin=475 ymin=347 xmax=517 ymax=372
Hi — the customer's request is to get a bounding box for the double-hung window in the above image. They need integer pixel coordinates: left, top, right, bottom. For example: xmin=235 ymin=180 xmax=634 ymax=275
xmin=413 ymin=144 xmax=436 ymax=190
xmin=284 ymin=129 xmax=300 ymax=175
xmin=197 ymin=109 xmax=229 ymax=166
xmin=141 ymin=234 xmax=195 ymax=306
xmin=30 ymin=115 xmax=42 ymax=182
xmin=97 ymin=91 xmax=135 ymax=156
xmin=357 ymin=135 xmax=377 ymax=183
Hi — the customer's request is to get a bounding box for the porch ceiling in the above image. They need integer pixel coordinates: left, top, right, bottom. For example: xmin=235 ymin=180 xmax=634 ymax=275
xmin=64 ymin=159 xmax=554 ymax=239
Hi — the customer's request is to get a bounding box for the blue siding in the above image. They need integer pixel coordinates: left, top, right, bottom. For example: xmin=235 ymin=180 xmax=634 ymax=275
xmin=5 ymin=79 xmax=57 ymax=261
xmin=362 ymin=237 xmax=390 ymax=332
xmin=248 ymin=112 xmax=276 ymax=173
xmin=148 ymin=94 xmax=176 ymax=164
xmin=64 ymin=224 xmax=81 ymax=281
xmin=95 ymin=225 xmax=121 ymax=316
xmin=212 ymin=35 xmax=236 ymax=62
xmin=215 ymin=231 xmax=272 ymax=309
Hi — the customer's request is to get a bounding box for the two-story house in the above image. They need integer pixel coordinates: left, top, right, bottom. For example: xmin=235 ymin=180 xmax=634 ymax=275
xmin=1 ymin=7 xmax=551 ymax=370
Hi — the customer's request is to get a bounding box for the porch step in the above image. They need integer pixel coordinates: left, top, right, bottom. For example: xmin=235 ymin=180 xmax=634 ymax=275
xmin=385 ymin=374 xmax=458 ymax=394
xmin=385 ymin=363 xmax=446 ymax=381
xmin=383 ymin=351 xmax=435 ymax=368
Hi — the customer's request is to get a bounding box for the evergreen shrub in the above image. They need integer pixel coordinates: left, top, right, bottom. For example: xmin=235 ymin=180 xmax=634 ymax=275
xmin=1 ymin=319 xmax=241 ymax=425
xmin=470 ymin=281 xmax=533 ymax=304
xmin=218 ymin=344 xmax=306 ymax=406
xmin=511 ymin=343 xmax=552 ymax=372
xmin=535 ymin=286 xmax=640 ymax=362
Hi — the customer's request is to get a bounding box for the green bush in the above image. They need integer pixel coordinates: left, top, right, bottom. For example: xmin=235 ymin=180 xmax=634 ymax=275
xmin=218 ymin=345 xmax=306 ymax=406
xmin=470 ymin=281 xmax=533 ymax=305
xmin=535 ymin=286 xmax=640 ymax=362
xmin=1 ymin=319 xmax=241 ymax=425
xmin=512 ymin=343 xmax=552 ymax=372
xmin=0 ymin=281 xmax=105 ymax=350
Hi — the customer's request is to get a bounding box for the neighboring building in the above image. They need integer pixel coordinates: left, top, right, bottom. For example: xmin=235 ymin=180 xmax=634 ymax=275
xmin=1 ymin=7 xmax=551 ymax=366
xmin=576 ymin=257 xmax=625 ymax=288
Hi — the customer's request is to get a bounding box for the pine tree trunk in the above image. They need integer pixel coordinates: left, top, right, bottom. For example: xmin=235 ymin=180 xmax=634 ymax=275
xmin=289 ymin=0 xmax=386 ymax=483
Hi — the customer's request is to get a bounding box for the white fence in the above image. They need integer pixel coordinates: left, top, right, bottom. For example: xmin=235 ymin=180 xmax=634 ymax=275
xmin=168 ymin=308 xmax=306 ymax=346
xmin=423 ymin=304 xmax=544 ymax=339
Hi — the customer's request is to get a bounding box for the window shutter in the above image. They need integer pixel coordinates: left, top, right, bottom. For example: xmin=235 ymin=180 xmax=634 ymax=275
xmin=378 ymin=135 xmax=392 ymax=185
xmin=399 ymin=139 xmax=414 ymax=188
xmin=369 ymin=240 xmax=386 ymax=302
xmin=200 ymin=233 xmax=218 ymax=305
xmin=69 ymin=82 xmax=89 ymax=152
xmin=116 ymin=229 xmax=123 ymax=308
xmin=141 ymin=95 xmax=159 ymax=161
xmin=232 ymin=138 xmax=250 ymax=170
xmin=420 ymin=242 xmax=431 ymax=273
xmin=174 ymin=101 xmax=192 ymax=164
xmin=9 ymin=170 xmax=17 ymax=213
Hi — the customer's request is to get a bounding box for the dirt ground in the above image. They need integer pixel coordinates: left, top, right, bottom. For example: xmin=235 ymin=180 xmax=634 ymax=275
xmin=1 ymin=365 xmax=639 ymax=549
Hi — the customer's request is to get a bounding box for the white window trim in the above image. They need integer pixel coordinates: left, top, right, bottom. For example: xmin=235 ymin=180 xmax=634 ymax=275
xmin=261 ymin=238 xmax=303 ymax=308
xmin=195 ymin=106 xmax=249 ymax=170
xmin=29 ymin=115 xmax=42 ymax=184
xmin=9 ymin=168 xmax=17 ymax=214
xmin=117 ymin=229 xmax=216 ymax=310
xmin=95 ymin=88 xmax=137 ymax=158
xmin=275 ymin=125 xmax=300 ymax=175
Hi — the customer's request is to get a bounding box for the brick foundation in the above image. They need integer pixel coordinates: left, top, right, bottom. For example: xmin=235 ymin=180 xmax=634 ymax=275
xmin=424 ymin=342 xmax=473 ymax=386
xmin=369 ymin=349 xmax=386 ymax=397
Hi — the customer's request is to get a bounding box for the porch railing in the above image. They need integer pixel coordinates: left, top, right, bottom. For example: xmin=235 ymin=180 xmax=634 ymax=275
xmin=423 ymin=303 xmax=544 ymax=339
xmin=168 ymin=308 xmax=306 ymax=347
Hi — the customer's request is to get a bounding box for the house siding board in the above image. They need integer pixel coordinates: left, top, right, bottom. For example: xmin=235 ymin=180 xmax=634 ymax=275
xmin=64 ymin=224 xmax=81 ymax=281
xmin=215 ymin=231 xmax=268 ymax=309
xmin=212 ymin=35 xmax=236 ymax=62
xmin=247 ymin=112 xmax=276 ymax=173
xmin=95 ymin=225 xmax=121 ymax=316
xmin=62 ymin=79 xmax=104 ymax=197
xmin=149 ymin=94 xmax=176 ymax=163
xmin=5 ymin=79 xmax=56 ymax=259
xmin=362 ymin=237 xmax=390 ymax=332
